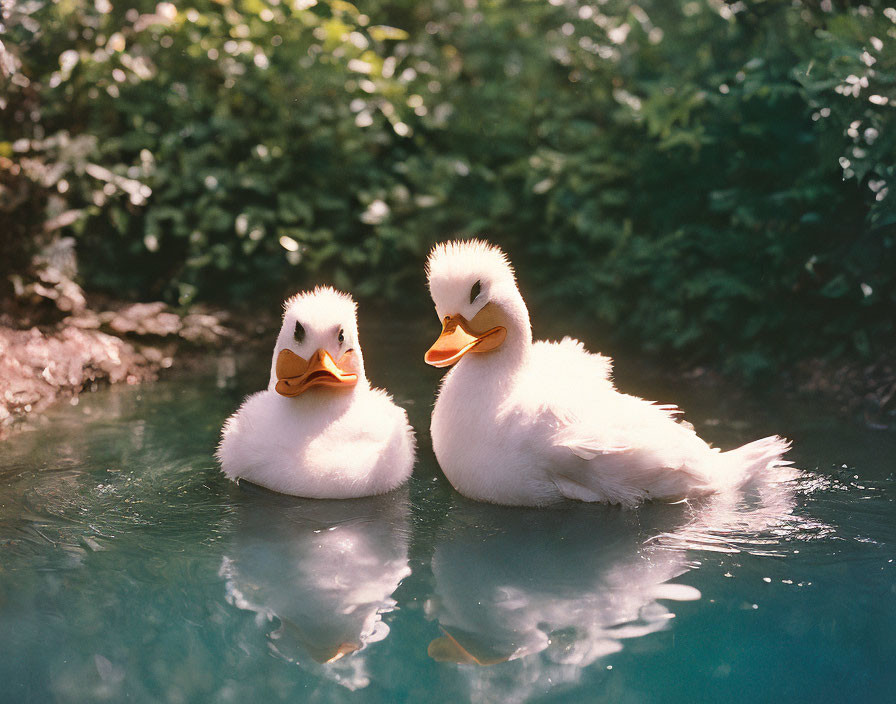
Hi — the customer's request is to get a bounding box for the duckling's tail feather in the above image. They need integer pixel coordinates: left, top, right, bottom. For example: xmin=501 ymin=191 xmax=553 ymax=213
xmin=722 ymin=435 xmax=792 ymax=487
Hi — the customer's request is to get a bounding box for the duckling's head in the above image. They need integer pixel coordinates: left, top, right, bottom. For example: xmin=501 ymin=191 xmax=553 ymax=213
xmin=424 ymin=239 xmax=531 ymax=368
xmin=270 ymin=287 xmax=366 ymax=396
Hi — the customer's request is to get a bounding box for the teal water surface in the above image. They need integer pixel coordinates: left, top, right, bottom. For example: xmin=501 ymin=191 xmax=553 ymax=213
xmin=1 ymin=323 xmax=895 ymax=703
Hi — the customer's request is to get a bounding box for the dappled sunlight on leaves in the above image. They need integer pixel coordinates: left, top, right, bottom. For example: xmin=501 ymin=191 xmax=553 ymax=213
xmin=1 ymin=0 xmax=894 ymax=374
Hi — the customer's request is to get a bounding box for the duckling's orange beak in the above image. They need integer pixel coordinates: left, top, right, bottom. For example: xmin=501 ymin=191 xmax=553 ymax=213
xmin=275 ymin=348 xmax=358 ymax=397
xmin=424 ymin=310 xmax=506 ymax=368
xmin=428 ymin=627 xmax=512 ymax=666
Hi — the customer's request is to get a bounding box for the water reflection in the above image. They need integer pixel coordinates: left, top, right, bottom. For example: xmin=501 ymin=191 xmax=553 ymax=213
xmin=425 ymin=468 xmax=807 ymax=700
xmin=219 ymin=487 xmax=411 ymax=691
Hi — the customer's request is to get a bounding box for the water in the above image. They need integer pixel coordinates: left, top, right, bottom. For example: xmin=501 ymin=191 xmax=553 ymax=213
xmin=1 ymin=321 xmax=894 ymax=703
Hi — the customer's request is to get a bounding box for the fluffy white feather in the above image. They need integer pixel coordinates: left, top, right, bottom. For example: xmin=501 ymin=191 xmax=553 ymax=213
xmin=218 ymin=288 xmax=415 ymax=497
xmin=426 ymin=240 xmax=790 ymax=507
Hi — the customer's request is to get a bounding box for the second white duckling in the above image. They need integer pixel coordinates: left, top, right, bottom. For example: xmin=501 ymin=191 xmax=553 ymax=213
xmin=218 ymin=287 xmax=415 ymax=498
xmin=424 ymin=239 xmax=790 ymax=507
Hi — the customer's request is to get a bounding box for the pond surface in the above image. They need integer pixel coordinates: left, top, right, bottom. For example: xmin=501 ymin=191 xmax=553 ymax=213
xmin=1 ymin=320 xmax=895 ymax=703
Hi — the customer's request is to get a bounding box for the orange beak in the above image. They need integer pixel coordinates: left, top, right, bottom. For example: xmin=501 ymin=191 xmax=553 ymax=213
xmin=274 ymin=348 xmax=358 ymax=397
xmin=428 ymin=627 xmax=513 ymax=666
xmin=424 ymin=309 xmax=506 ymax=368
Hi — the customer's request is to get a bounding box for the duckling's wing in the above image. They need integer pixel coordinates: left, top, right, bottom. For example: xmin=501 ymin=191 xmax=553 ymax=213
xmin=550 ymin=428 xmax=711 ymax=506
xmin=551 ymin=400 xmax=688 ymax=459
xmin=554 ymin=432 xmax=630 ymax=460
xmin=543 ymin=392 xmax=712 ymax=506
xmin=525 ymin=337 xmax=712 ymax=504
xmin=549 ymin=431 xmax=651 ymax=505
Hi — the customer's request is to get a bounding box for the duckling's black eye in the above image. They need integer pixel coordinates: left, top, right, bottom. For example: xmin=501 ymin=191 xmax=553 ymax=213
xmin=470 ymin=280 xmax=482 ymax=304
xmin=338 ymin=328 xmax=345 ymax=344
xmin=294 ymin=321 xmax=305 ymax=344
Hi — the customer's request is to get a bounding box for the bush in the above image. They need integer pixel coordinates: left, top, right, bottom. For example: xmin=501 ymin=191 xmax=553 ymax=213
xmin=3 ymin=0 xmax=895 ymax=376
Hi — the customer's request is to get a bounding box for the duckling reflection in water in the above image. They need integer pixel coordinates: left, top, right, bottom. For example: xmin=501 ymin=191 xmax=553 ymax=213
xmin=425 ymin=501 xmax=698 ymax=669
xmin=425 ymin=467 xmax=803 ymax=699
xmin=219 ymin=488 xmax=411 ymax=691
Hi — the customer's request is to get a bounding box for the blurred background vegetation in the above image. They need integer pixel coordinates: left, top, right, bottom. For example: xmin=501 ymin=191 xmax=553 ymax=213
xmin=2 ymin=0 xmax=894 ymax=378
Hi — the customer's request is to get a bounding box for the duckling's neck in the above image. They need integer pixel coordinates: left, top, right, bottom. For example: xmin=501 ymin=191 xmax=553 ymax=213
xmin=454 ymin=329 xmax=531 ymax=394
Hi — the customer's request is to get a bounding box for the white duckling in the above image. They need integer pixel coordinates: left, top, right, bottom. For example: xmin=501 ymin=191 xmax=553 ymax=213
xmin=218 ymin=286 xmax=414 ymax=497
xmin=424 ymin=239 xmax=790 ymax=507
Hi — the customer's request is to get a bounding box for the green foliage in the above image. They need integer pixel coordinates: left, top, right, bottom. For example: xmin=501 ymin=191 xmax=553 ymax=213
xmin=3 ymin=0 xmax=895 ymax=375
